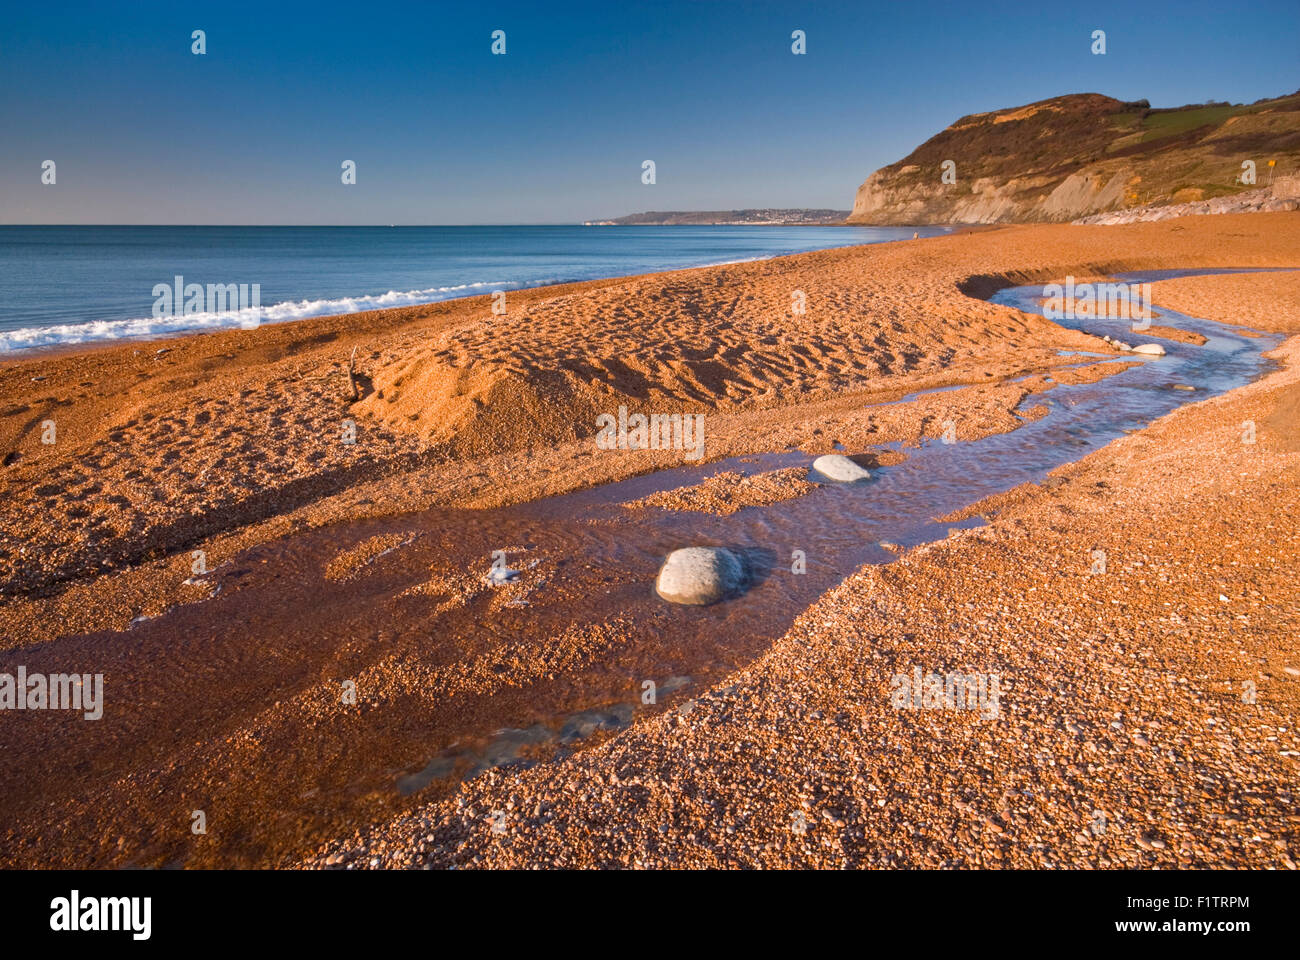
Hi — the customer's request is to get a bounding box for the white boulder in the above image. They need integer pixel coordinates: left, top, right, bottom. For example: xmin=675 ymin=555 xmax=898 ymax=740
xmin=811 ymin=454 xmax=871 ymax=483
xmin=655 ymin=547 xmax=746 ymax=606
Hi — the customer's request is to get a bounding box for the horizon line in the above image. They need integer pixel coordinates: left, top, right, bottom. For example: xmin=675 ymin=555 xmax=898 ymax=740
xmin=0 ymin=222 xmax=873 ymax=228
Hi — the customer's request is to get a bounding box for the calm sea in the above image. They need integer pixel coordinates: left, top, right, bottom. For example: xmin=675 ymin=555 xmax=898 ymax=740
xmin=0 ymin=224 xmax=950 ymax=352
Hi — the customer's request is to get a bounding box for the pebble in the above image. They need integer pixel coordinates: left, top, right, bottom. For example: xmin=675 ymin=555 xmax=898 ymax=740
xmin=655 ymin=547 xmax=747 ymax=605
xmin=810 ymin=454 xmax=871 ymax=483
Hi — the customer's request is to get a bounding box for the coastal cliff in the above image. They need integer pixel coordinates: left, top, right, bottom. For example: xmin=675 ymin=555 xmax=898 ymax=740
xmin=848 ymin=91 xmax=1300 ymax=224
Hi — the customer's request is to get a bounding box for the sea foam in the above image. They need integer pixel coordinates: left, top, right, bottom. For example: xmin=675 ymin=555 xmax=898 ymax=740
xmin=0 ymin=280 xmax=522 ymax=353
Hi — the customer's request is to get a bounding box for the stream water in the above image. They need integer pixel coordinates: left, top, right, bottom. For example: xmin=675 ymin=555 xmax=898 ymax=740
xmin=81 ymin=269 xmax=1285 ymax=815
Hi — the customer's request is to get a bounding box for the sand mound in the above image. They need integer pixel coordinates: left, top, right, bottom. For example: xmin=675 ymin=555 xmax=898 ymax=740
xmin=355 ymin=354 xmax=603 ymax=458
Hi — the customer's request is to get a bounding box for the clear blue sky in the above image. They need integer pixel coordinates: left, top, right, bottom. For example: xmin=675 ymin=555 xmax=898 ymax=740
xmin=2 ymin=0 xmax=1296 ymax=224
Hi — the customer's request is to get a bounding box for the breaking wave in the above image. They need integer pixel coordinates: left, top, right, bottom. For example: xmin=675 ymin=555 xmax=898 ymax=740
xmin=0 ymin=279 xmax=530 ymax=352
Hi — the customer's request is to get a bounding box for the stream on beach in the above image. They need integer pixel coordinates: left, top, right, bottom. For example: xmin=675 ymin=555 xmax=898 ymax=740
xmin=168 ymin=272 xmax=1286 ymax=777
xmin=4 ymin=269 xmax=1285 ymax=866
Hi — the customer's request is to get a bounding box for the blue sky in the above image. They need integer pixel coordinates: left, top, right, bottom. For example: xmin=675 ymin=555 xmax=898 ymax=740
xmin=1 ymin=0 xmax=1296 ymax=224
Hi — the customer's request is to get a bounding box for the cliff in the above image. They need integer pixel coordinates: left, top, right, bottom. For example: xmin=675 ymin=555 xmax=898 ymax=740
xmin=847 ymin=91 xmax=1300 ymax=224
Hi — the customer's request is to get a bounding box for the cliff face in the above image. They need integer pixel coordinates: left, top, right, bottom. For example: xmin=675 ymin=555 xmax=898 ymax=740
xmin=847 ymin=92 xmax=1300 ymax=224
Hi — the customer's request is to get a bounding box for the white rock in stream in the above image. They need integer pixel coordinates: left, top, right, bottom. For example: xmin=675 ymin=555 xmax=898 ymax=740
xmin=811 ymin=454 xmax=872 ymax=483
xmin=1132 ymin=343 xmax=1166 ymax=356
xmin=486 ymin=564 xmax=520 ymax=585
xmin=655 ymin=547 xmax=745 ymax=606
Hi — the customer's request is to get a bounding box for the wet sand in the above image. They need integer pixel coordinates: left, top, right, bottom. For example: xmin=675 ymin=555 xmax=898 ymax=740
xmin=1 ymin=214 xmax=1297 ymax=868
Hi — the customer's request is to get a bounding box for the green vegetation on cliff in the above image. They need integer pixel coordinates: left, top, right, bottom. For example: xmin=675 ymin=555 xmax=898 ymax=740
xmin=848 ymin=91 xmax=1300 ymax=224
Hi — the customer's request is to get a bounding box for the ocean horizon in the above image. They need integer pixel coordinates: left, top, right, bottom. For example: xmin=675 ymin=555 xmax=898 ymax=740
xmin=0 ymin=224 xmax=951 ymax=353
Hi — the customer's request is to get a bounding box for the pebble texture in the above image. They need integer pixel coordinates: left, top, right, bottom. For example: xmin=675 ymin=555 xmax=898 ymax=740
xmin=2 ymin=217 xmax=1298 ymax=869
xmin=301 ymin=271 xmax=1300 ymax=871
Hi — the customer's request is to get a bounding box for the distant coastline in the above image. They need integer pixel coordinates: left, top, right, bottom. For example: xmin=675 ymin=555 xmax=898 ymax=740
xmin=584 ymin=208 xmax=850 ymax=226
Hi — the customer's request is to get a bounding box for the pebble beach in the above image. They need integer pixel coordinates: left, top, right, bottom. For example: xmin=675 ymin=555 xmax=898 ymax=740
xmin=1 ymin=214 xmax=1297 ymax=869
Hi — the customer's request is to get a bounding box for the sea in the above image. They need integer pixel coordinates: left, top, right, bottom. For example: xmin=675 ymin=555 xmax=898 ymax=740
xmin=0 ymin=224 xmax=950 ymax=352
